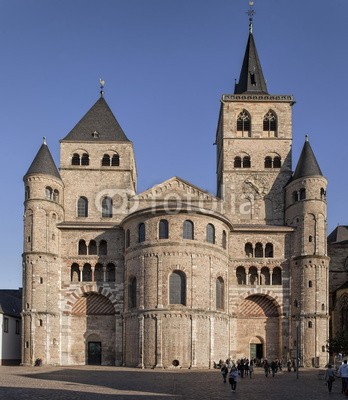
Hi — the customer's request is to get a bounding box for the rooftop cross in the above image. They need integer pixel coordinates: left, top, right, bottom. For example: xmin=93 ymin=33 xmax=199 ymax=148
xmin=247 ymin=1 xmax=255 ymax=34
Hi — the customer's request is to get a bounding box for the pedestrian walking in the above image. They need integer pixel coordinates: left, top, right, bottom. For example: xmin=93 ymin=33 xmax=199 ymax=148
xmin=263 ymin=359 xmax=270 ymax=378
xmin=220 ymin=363 xmax=228 ymax=383
xmin=324 ymin=364 xmax=335 ymax=393
xmin=249 ymin=360 xmax=254 ymax=379
xmin=338 ymin=359 xmax=348 ymax=395
xmin=229 ymin=366 xmax=238 ymax=392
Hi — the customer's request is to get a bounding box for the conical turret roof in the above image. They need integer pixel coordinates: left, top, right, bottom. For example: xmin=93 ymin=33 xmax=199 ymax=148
xmin=25 ymin=141 xmax=61 ymax=179
xmin=292 ymin=138 xmax=323 ymax=181
xmin=62 ymin=96 xmax=129 ymax=142
xmin=234 ymin=31 xmax=268 ymax=95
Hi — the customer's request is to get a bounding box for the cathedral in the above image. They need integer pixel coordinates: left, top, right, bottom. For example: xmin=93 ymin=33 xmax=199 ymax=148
xmin=22 ymin=15 xmax=330 ymax=368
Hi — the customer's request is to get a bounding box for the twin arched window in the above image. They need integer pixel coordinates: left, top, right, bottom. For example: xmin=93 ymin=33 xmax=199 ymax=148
xmin=102 ymin=153 xmax=120 ymax=167
xmin=264 ymin=156 xmax=281 ymax=168
xmin=237 ymin=109 xmax=278 ymax=137
xmin=45 ymin=187 xmax=59 ymax=202
xmin=234 ymin=155 xmax=251 ymax=168
xmin=72 ymin=153 xmax=89 ymax=166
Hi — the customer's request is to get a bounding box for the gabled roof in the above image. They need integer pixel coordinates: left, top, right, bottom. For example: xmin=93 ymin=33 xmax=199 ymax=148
xmin=25 ymin=141 xmax=61 ymax=180
xmin=0 ymin=289 xmax=22 ymax=318
xmin=292 ymin=138 xmax=323 ymax=181
xmin=62 ymin=96 xmax=129 ymax=142
xmin=234 ymin=32 xmax=268 ymax=94
xmin=328 ymin=226 xmax=348 ymax=244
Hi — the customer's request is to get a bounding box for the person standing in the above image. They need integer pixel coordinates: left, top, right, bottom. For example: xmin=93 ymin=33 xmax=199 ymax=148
xmin=249 ymin=360 xmax=254 ymax=379
xmin=220 ymin=363 xmax=228 ymax=383
xmin=229 ymin=366 xmax=238 ymax=392
xmin=324 ymin=364 xmax=335 ymax=393
xmin=338 ymin=359 xmax=348 ymax=395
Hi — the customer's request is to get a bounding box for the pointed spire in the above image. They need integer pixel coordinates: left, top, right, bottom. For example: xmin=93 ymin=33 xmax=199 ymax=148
xmin=292 ymin=136 xmax=323 ymax=181
xmin=62 ymin=96 xmax=130 ymax=142
xmin=234 ymin=2 xmax=268 ymax=95
xmin=25 ymin=141 xmax=61 ymax=179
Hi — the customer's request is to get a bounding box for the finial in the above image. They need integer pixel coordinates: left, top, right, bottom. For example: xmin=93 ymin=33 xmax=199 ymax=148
xmin=99 ymin=78 xmax=105 ymax=97
xmin=247 ymin=1 xmax=255 ymax=34
xmin=305 ymin=134 xmax=309 ymax=142
xmin=43 ymin=136 xmax=47 ymax=145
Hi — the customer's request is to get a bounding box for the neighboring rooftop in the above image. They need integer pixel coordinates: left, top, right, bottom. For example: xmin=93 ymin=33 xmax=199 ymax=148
xmin=328 ymin=226 xmax=348 ymax=245
xmin=62 ymin=96 xmax=129 ymax=142
xmin=0 ymin=289 xmax=22 ymax=318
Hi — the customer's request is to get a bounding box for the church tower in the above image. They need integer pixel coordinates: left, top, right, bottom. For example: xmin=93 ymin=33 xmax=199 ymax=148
xmin=215 ymin=12 xmax=294 ymax=224
xmin=22 ymin=139 xmax=63 ymax=365
xmin=285 ymin=137 xmax=329 ymax=367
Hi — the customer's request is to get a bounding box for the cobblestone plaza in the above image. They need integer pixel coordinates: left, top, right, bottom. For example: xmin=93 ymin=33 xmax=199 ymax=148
xmin=0 ymin=366 xmax=342 ymax=399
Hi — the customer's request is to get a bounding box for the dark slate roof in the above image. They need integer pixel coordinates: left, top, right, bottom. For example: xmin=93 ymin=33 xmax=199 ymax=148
xmin=292 ymin=139 xmax=323 ymax=181
xmin=234 ymin=32 xmax=268 ymax=94
xmin=0 ymin=289 xmax=22 ymax=318
xmin=25 ymin=142 xmax=61 ymax=180
xmin=328 ymin=226 xmax=348 ymax=244
xmin=62 ymin=96 xmax=129 ymax=142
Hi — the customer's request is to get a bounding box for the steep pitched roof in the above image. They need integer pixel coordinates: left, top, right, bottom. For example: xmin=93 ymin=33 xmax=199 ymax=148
xmin=25 ymin=142 xmax=61 ymax=179
xmin=292 ymin=139 xmax=323 ymax=181
xmin=234 ymin=32 xmax=268 ymax=94
xmin=62 ymin=96 xmax=129 ymax=142
xmin=0 ymin=289 xmax=22 ymax=318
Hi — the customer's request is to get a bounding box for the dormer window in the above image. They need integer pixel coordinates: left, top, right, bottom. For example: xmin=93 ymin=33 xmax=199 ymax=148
xmin=92 ymin=130 xmax=99 ymax=139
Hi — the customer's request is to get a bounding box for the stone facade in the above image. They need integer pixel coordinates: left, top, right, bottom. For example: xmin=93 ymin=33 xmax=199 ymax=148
xmin=22 ymin=26 xmax=330 ymax=368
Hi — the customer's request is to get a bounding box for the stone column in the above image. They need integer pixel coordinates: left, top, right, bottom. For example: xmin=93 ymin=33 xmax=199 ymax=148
xmin=138 ymin=314 xmax=144 ymax=368
xmin=155 ymin=315 xmax=163 ymax=368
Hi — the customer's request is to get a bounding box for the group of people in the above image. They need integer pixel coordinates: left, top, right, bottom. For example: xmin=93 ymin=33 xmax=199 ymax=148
xmin=325 ymin=359 xmax=348 ymax=395
xmin=220 ymin=358 xmax=256 ymax=392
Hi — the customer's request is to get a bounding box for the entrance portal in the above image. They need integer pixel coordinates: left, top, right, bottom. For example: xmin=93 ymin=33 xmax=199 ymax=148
xmin=250 ymin=343 xmax=263 ymax=360
xmin=88 ymin=342 xmax=102 ymax=365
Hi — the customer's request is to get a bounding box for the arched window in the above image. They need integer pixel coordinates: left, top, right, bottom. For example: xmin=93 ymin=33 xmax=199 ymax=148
xmin=320 ymin=188 xmax=326 ymax=200
xmin=129 ymin=277 xmax=137 ymax=308
xmin=206 ymin=224 xmax=215 ymax=244
xmin=111 ymin=154 xmax=120 ymax=166
xmin=102 ymin=197 xmax=112 ymax=218
xmin=72 ymin=153 xmax=80 ymax=165
xmin=53 ymin=189 xmax=59 ymax=202
xmin=236 ymin=266 xmax=246 ymax=285
xmin=94 ymin=263 xmax=103 ymax=282
xmin=249 ymin=266 xmax=258 ymax=285
xmin=88 ymin=240 xmax=97 ymax=255
xmin=321 ymin=303 xmax=325 ymax=311
xmin=245 ymin=242 xmax=253 ymax=257
xmin=78 ymin=239 xmax=87 ymax=255
xmin=183 ymin=220 xmax=194 ymax=240
xmin=138 ymin=223 xmax=146 ymax=243
xmin=261 ymin=267 xmax=270 ymax=285
xmin=82 ymin=263 xmax=92 ymax=282
xmin=159 ymin=219 xmax=169 ymax=239
xmin=242 ymin=156 xmax=251 ymax=168
xmin=308 ymin=321 xmax=313 ymax=328
xmin=263 ymin=110 xmax=277 ymax=136
xmin=273 ymin=156 xmax=281 ymax=168
xmin=264 ymin=156 xmax=272 ymax=168
xmin=308 ymin=280 xmax=312 ymax=288
xmin=237 ymin=110 xmax=251 ymax=136
xmin=101 ymin=154 xmax=110 ymax=166
xmin=265 ymin=243 xmax=274 ymax=258
xmin=299 ymin=188 xmax=306 ymax=200
xmin=293 ymin=191 xmax=298 ymax=203
xmin=125 ymin=229 xmax=130 ymax=248
xmin=169 ymin=271 xmax=186 ymax=305
xmin=106 ymin=263 xmax=115 ymax=282
xmin=99 ymin=240 xmax=107 ymax=255
xmin=255 ymin=242 xmax=263 ymax=258
xmin=234 ymin=156 xmax=242 ymax=168
xmin=71 ymin=263 xmax=80 ymax=282
xmin=45 ymin=187 xmax=53 ymax=200
xmin=294 ymin=299 xmax=298 ymax=308
xmin=81 ymin=153 xmax=89 ymax=166
xmin=77 ymin=197 xmax=88 ymax=218
xmin=216 ymin=277 xmax=224 ymax=310
xmin=222 ymin=230 xmax=227 ymax=249
xmin=272 ymin=267 xmax=282 ymax=285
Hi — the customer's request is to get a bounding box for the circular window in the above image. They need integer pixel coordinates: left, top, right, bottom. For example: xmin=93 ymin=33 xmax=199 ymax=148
xmin=172 ymin=359 xmax=179 ymax=367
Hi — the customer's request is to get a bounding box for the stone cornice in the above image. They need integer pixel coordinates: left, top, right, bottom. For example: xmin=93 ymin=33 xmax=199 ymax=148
xmin=222 ymin=94 xmax=295 ymax=104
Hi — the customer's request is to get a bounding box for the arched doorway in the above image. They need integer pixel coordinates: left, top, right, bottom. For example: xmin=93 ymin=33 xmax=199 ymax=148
xmin=237 ymin=294 xmax=280 ymax=361
xmin=70 ymin=292 xmax=116 ymax=365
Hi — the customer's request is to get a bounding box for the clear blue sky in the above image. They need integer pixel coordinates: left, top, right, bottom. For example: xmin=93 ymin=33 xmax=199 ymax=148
xmin=0 ymin=0 xmax=347 ymax=289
